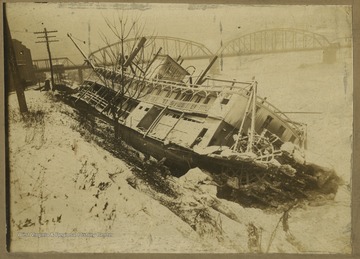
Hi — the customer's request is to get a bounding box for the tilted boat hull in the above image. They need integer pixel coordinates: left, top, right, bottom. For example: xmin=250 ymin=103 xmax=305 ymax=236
xmin=66 ymin=95 xmax=339 ymax=208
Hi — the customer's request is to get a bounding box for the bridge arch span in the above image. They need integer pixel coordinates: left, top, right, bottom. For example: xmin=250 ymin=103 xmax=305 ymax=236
xmin=217 ymin=28 xmax=332 ymax=57
xmin=89 ymin=36 xmax=214 ymax=65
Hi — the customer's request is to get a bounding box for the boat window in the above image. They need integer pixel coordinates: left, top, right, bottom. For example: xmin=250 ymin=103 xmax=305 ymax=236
xmin=144 ymin=107 xmax=150 ymax=111
xmin=140 ymin=84 xmax=146 ymax=92
xmin=174 ymin=91 xmax=182 ymax=100
xmin=261 ymin=115 xmax=273 ymax=129
xmin=277 ymin=125 xmax=286 ymax=137
xmin=147 ymin=88 xmax=153 ymax=94
xmin=194 ymin=95 xmax=203 ymax=103
xmin=190 ymin=128 xmax=208 ymax=148
xmin=289 ymin=135 xmax=296 ymax=143
xmin=124 ymin=113 xmax=130 ymax=119
xmin=139 ymin=106 xmax=143 ymax=110
xmin=198 ymin=128 xmax=208 ymax=137
xmin=221 ymin=98 xmax=229 ymax=105
xmin=182 ymin=94 xmax=192 ymax=101
xmin=155 ymin=88 xmax=162 ymax=95
xmin=203 ymin=96 xmax=211 ymax=104
xmin=165 ymin=90 xmax=172 ymax=98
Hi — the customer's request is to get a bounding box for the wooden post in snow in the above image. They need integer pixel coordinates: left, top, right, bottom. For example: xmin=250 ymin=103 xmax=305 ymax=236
xmin=4 ymin=8 xmax=28 ymax=113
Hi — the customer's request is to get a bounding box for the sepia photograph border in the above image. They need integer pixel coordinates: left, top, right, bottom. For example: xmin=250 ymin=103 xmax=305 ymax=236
xmin=0 ymin=0 xmax=358 ymax=258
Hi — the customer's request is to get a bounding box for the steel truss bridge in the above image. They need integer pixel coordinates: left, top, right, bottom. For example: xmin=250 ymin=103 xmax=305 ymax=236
xmin=217 ymin=28 xmax=340 ymax=57
xmin=33 ymin=28 xmax=351 ymax=73
xmin=32 ymin=57 xmax=89 ymax=72
xmin=88 ymin=36 xmax=214 ymax=65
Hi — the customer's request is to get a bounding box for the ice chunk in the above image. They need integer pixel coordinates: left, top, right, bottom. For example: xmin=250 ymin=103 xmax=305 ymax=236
xmin=179 ymin=167 xmax=212 ymax=184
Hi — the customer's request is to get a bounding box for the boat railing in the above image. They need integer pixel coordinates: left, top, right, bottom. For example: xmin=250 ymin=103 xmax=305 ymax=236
xmin=96 ymin=67 xmax=303 ymax=132
xmin=97 ymin=67 xmax=252 ymax=94
xmin=204 ymin=78 xmax=253 ymax=90
xmin=141 ymin=94 xmax=210 ymax=114
xmin=256 ymin=95 xmax=303 ymax=133
xmin=80 ymin=88 xmax=109 ymax=109
xmin=149 ymin=76 xmax=253 ymax=94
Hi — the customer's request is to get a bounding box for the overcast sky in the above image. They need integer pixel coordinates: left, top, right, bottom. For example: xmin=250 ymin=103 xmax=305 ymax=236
xmin=6 ymin=3 xmax=352 ymax=64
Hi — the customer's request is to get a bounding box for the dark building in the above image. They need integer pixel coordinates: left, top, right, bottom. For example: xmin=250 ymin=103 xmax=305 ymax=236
xmin=12 ymin=39 xmax=37 ymax=86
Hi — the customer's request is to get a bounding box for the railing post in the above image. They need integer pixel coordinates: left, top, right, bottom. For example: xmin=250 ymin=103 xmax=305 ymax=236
xmin=77 ymin=68 xmax=84 ymax=84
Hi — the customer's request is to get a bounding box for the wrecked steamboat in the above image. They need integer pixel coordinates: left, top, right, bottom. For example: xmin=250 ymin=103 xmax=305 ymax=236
xmin=66 ymin=34 xmax=339 ymax=203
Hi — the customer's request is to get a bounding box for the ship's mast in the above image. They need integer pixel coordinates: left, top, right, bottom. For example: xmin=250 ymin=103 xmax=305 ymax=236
xmin=233 ymin=88 xmax=253 ymax=152
xmin=247 ymin=81 xmax=257 ymax=153
xmin=195 ymin=56 xmax=218 ymax=85
xmin=233 ymin=80 xmax=257 ymax=153
xmin=67 ymin=33 xmax=95 ymax=69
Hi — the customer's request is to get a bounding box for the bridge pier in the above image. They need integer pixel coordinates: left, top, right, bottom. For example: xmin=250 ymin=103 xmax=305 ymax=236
xmin=78 ymin=68 xmax=84 ymax=84
xmin=323 ymin=43 xmax=339 ymax=64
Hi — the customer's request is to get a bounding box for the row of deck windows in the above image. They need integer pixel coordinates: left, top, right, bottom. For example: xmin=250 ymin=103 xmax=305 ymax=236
xmin=163 ymin=112 xmax=200 ymax=123
xmin=261 ymin=115 xmax=296 ymax=142
xmin=150 ymin=87 xmax=214 ymax=105
xmin=100 ymin=74 xmax=216 ymax=107
xmin=138 ymin=106 xmax=150 ymax=112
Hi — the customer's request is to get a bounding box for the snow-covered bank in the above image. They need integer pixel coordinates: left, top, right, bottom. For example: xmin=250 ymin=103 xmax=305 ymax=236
xmin=8 ymin=87 xmax=351 ymax=253
xmin=8 ymin=91 xmax=213 ymax=252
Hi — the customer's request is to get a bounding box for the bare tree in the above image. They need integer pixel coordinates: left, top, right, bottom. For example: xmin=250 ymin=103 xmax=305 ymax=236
xmin=80 ymin=15 xmax=160 ymax=139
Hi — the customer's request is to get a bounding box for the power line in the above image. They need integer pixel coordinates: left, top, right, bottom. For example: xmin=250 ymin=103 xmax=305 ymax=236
xmin=34 ymin=28 xmax=58 ymax=89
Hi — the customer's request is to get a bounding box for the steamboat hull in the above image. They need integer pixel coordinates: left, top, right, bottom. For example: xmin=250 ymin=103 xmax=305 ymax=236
xmin=115 ymin=117 xmax=273 ymax=176
xmin=114 ymin=120 xmax=328 ymax=192
xmin=59 ymin=83 xmax=339 ymax=209
xmin=70 ymin=96 xmax=333 ymax=196
xmin=73 ymin=96 xmax=269 ymax=176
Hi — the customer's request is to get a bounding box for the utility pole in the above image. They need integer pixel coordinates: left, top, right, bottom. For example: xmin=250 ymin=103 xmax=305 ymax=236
xmin=34 ymin=28 xmax=58 ymax=90
xmin=88 ymin=22 xmax=91 ymax=54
